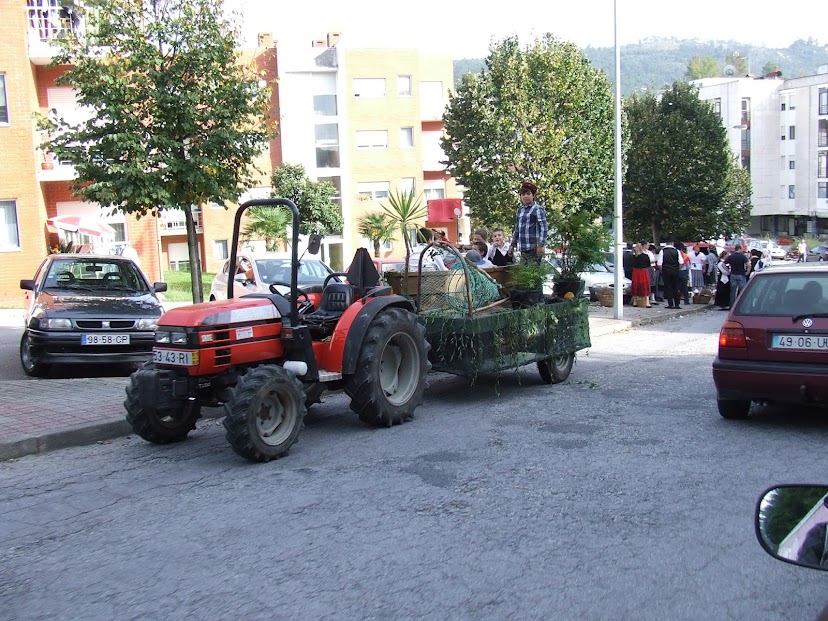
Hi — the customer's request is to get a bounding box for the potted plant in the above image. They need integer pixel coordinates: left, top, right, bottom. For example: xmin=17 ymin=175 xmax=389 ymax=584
xmin=547 ymin=210 xmax=611 ymax=298
xmin=508 ymin=259 xmax=553 ymax=308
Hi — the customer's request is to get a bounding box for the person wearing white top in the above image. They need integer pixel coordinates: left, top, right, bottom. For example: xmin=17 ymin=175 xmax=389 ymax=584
xmin=407 ymin=227 xmax=447 ymax=272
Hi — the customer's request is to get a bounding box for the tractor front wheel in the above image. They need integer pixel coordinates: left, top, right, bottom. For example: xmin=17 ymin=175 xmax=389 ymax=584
xmin=124 ymin=362 xmax=201 ymax=443
xmin=345 ymin=307 xmax=430 ymax=427
xmin=223 ymin=365 xmax=306 ymax=462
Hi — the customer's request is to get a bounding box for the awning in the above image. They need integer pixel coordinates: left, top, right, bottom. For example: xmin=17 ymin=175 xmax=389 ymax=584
xmin=427 ymin=198 xmax=462 ymax=222
xmin=47 ymin=215 xmax=116 ymax=237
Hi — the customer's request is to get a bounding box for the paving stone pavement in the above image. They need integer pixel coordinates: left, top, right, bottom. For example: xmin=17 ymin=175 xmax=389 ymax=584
xmin=0 ymin=300 xmax=713 ymax=461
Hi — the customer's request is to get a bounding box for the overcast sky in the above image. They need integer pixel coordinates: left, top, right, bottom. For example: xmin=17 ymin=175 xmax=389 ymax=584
xmin=229 ymin=0 xmax=822 ymax=57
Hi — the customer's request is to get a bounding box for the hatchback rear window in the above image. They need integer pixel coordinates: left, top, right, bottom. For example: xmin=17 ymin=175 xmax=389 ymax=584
xmin=736 ymin=272 xmax=828 ymax=316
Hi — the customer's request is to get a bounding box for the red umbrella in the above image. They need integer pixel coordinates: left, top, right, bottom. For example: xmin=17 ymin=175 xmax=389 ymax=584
xmin=46 ymin=215 xmax=116 ymax=237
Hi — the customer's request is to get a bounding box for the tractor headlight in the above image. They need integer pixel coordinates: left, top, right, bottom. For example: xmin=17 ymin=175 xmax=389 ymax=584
xmin=155 ymin=331 xmax=171 ymax=343
xmin=171 ymin=332 xmax=187 ymax=344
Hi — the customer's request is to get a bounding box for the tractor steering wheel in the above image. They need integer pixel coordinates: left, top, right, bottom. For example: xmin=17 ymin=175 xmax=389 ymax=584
xmin=268 ymin=282 xmax=311 ymax=311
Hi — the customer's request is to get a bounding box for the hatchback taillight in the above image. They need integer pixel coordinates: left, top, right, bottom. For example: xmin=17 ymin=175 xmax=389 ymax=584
xmin=719 ymin=321 xmax=747 ymax=348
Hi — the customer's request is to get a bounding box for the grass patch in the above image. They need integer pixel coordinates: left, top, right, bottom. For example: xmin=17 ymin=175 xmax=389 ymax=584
xmin=162 ymin=270 xmax=215 ymax=303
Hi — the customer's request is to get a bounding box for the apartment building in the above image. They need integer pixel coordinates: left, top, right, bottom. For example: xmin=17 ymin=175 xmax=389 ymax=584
xmin=693 ymin=70 xmax=828 ymax=240
xmin=274 ymin=32 xmax=461 ymax=270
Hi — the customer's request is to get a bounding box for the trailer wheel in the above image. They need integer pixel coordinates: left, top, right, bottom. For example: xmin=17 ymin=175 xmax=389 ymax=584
xmin=345 ymin=307 xmax=430 ymax=427
xmin=223 ymin=365 xmax=306 ymax=462
xmin=538 ymin=353 xmax=575 ymax=384
xmin=124 ymin=362 xmax=201 ymax=443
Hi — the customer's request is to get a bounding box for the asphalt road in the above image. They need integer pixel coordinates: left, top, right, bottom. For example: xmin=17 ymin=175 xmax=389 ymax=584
xmin=2 ymin=310 xmax=828 ymax=620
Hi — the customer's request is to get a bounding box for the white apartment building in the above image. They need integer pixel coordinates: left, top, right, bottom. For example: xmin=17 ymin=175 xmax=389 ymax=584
xmin=694 ymin=69 xmax=828 ymax=240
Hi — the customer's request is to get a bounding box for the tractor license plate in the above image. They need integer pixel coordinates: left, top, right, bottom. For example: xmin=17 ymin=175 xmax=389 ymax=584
xmin=153 ymin=348 xmax=198 ymax=366
xmin=82 ymin=333 xmax=130 ymax=345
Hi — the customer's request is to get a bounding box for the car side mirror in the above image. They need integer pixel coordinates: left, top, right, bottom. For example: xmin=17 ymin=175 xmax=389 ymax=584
xmin=307 ymin=233 xmax=322 ymax=255
xmin=153 ymin=282 xmax=167 ymax=293
xmin=756 ymin=485 xmax=828 ymax=571
xmin=20 ymin=279 xmax=35 ymax=291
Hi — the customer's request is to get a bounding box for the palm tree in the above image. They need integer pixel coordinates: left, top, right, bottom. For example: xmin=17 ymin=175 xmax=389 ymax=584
xmin=380 ymin=189 xmax=427 ymax=267
xmin=357 ymin=211 xmax=396 ymax=257
xmin=241 ymin=206 xmax=290 ymax=252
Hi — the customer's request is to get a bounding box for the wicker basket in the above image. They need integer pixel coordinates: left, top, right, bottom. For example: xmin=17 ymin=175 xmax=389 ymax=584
xmin=596 ymin=287 xmax=614 ymax=307
xmin=692 ymin=292 xmax=712 ymax=304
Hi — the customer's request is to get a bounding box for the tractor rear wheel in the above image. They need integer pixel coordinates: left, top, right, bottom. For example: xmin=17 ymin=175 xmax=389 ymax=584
xmin=124 ymin=362 xmax=201 ymax=443
xmin=223 ymin=365 xmax=306 ymax=462
xmin=345 ymin=307 xmax=430 ymax=427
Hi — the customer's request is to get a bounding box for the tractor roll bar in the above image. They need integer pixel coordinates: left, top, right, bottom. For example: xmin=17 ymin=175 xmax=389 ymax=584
xmin=228 ymin=198 xmax=300 ymax=328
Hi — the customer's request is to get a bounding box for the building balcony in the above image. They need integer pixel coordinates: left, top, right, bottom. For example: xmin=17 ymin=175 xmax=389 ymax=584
xmin=27 ymin=0 xmax=87 ymax=65
xmin=158 ymin=210 xmax=203 ymax=236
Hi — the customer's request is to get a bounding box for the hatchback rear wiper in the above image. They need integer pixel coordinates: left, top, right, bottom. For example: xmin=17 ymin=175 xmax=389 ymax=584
xmin=792 ymin=313 xmax=828 ymax=323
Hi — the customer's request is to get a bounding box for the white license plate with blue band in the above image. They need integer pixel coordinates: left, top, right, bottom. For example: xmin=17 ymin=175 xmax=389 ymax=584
xmin=82 ymin=333 xmax=130 ymax=345
xmin=153 ymin=348 xmax=197 ymax=366
xmin=772 ymin=334 xmax=828 ymax=351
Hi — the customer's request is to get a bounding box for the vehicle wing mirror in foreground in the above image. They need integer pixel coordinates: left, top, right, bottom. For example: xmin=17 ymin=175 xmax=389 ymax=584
xmin=756 ymin=485 xmax=828 ymax=571
xmin=20 ymin=279 xmax=35 ymax=291
xmin=153 ymin=282 xmax=167 ymax=293
xmin=307 ymin=233 xmax=322 ymax=256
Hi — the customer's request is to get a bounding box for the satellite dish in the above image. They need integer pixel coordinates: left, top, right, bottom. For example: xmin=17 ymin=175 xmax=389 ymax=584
xmin=723 ymin=64 xmax=737 ymax=77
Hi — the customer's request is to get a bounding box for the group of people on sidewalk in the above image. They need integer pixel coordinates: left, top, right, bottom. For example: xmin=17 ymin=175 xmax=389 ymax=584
xmin=627 ymin=240 xmax=771 ymax=311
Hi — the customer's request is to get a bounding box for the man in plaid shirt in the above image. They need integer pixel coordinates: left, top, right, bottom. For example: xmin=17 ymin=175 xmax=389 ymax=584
xmin=508 ymin=181 xmax=548 ymax=263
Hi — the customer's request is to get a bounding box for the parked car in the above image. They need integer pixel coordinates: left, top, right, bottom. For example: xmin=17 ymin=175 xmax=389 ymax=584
xmin=19 ymin=254 xmax=167 ymax=377
xmin=805 ymin=245 xmax=828 ymax=262
xmin=746 ymin=239 xmax=788 ymax=260
xmin=542 ymin=258 xmax=632 ymax=299
xmin=209 ymin=252 xmax=336 ymax=301
xmin=712 ymin=263 xmax=828 ymax=419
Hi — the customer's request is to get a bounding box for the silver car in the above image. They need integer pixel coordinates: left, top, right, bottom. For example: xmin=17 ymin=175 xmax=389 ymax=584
xmin=209 ymin=252 xmax=335 ymax=301
xmin=542 ymin=258 xmax=632 ymax=298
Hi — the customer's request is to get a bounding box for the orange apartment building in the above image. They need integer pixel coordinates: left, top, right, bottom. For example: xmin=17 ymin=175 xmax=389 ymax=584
xmin=1 ymin=2 xmax=460 ymax=304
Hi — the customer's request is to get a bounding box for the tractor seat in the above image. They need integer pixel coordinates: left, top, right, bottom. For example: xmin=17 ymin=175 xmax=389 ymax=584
xmin=303 ymin=283 xmax=355 ymax=338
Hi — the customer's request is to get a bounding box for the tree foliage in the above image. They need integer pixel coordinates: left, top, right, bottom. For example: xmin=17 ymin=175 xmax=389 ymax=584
xmin=441 ymin=34 xmax=616 ymax=234
xmin=42 ymin=0 xmax=274 ymax=302
xmin=685 ymin=55 xmax=721 ymax=79
xmin=242 ymin=207 xmax=290 ymax=252
xmin=270 ymin=163 xmax=343 ymax=237
xmin=623 ymin=81 xmax=749 ymax=242
xmin=357 ymin=211 xmax=396 ymax=258
xmin=380 ymin=189 xmax=427 ymax=270
xmin=726 ymin=51 xmax=749 ymax=75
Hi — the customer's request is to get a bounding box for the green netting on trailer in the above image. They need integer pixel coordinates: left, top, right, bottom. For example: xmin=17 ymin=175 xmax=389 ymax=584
xmin=415 ymin=243 xmax=501 ymax=315
xmin=419 ymin=297 xmax=591 ymax=378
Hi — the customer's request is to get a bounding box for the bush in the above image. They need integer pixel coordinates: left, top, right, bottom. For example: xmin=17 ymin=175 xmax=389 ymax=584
xmin=162 ymin=270 xmax=215 ymax=302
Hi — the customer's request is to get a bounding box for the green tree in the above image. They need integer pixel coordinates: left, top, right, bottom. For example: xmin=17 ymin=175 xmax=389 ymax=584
xmin=357 ymin=211 xmax=396 ymax=258
xmin=726 ymin=51 xmax=749 ymax=75
xmin=686 ymin=55 xmax=721 ymax=79
xmin=623 ymin=81 xmax=740 ymax=242
xmin=720 ymin=164 xmax=753 ymax=239
xmin=242 ymin=207 xmax=290 ymax=252
xmin=271 ymin=163 xmax=343 ymax=237
xmin=380 ymin=189 xmax=427 ymax=283
xmin=42 ymin=0 xmax=274 ymax=302
xmin=441 ymin=34 xmax=616 ymax=232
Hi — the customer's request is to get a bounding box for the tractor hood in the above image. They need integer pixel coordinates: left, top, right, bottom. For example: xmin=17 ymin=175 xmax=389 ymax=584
xmin=159 ymin=297 xmax=281 ymax=328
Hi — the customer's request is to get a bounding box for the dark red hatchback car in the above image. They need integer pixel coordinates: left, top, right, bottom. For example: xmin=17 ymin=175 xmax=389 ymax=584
xmin=712 ymin=264 xmax=828 ymax=419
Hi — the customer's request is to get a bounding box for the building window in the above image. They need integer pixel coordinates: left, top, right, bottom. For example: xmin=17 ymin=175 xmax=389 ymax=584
xmin=424 ymin=186 xmax=445 ymax=200
xmin=789 ymin=160 xmax=796 ymax=170
xmin=819 ymin=182 xmax=828 ymax=199
xmin=315 ymin=123 xmax=340 ymax=168
xmin=0 ymin=74 xmax=8 ymax=124
xmin=353 ymin=78 xmax=385 ymax=98
xmin=401 ymin=178 xmax=415 ymax=194
xmin=789 ymin=126 xmax=796 ymax=140
xmin=317 ymin=176 xmax=343 ymax=229
xmin=819 ymin=152 xmax=827 ymax=178
xmin=313 ymin=94 xmax=337 ymax=116
xmin=781 ymin=102 xmax=786 ymax=111
xmin=760 ymin=216 xmax=773 ymax=231
xmin=355 ymin=130 xmax=388 ymax=149
xmin=820 ymin=88 xmax=828 ymax=116
xmin=400 ymin=127 xmax=414 ymax=148
xmin=780 ymin=125 xmax=786 ymax=141
xmin=790 ymin=95 xmax=796 ymax=111
xmin=713 ymin=98 xmax=721 ymax=116
xmin=820 ymin=120 xmax=828 ymax=147
xmin=214 ymin=239 xmax=228 ymax=260
xmin=0 ymin=200 xmax=21 ymax=251
xmin=398 ymin=75 xmax=412 ymax=96
xmin=788 ymin=185 xmax=795 ymax=199
xmin=357 ymin=181 xmax=390 ymax=202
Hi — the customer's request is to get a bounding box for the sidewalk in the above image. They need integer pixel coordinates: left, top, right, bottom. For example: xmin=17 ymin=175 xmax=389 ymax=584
xmin=0 ymin=300 xmax=713 ymax=461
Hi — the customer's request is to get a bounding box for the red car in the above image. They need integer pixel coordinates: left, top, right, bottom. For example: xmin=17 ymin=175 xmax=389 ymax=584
xmin=712 ymin=264 xmax=828 ymax=419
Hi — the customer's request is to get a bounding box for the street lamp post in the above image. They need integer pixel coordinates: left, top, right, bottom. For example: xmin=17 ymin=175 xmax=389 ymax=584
xmin=612 ymin=0 xmax=624 ymax=319
xmin=454 ymin=207 xmax=462 ymax=245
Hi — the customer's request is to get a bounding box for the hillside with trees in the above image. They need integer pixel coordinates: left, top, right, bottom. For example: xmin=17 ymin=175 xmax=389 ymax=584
xmin=455 ymin=37 xmax=828 ymax=96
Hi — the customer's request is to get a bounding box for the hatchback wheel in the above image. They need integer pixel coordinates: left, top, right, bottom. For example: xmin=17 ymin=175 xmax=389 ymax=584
xmin=717 ymin=398 xmax=751 ymax=420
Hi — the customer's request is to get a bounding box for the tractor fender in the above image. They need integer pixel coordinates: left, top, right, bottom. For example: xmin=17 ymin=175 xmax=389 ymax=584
xmin=340 ymin=295 xmax=416 ymax=376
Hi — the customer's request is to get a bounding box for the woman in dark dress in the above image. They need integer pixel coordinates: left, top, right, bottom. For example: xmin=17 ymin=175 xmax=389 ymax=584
xmin=631 ymin=243 xmax=652 ymax=308
xmin=714 ymin=250 xmax=731 ymax=309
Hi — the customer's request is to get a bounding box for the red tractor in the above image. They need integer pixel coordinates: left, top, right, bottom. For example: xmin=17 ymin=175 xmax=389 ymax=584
xmin=125 ymin=199 xmax=431 ymax=462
